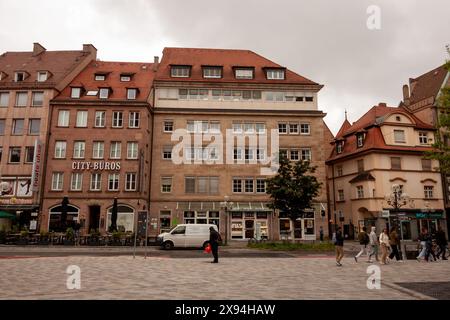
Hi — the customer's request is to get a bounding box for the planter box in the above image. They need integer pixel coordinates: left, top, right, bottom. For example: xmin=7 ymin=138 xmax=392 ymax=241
xmin=38 ymin=240 xmax=50 ymax=245
xmin=63 ymin=240 xmax=75 ymax=246
xmin=16 ymin=239 xmax=29 ymax=245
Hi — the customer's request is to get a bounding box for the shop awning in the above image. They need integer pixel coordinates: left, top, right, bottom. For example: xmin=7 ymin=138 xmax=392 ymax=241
xmin=0 ymin=211 xmax=16 ymax=219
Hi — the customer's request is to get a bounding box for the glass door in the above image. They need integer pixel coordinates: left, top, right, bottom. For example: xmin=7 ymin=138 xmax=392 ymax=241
xmin=400 ymin=220 xmax=411 ymax=240
xmin=245 ymin=220 xmax=254 ymax=239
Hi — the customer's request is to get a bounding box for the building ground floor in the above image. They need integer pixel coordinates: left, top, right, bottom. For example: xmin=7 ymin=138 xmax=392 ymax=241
xmin=353 ymin=208 xmax=448 ymax=241
xmin=149 ymin=201 xmax=329 ymax=241
xmin=0 ymin=204 xmax=39 ymax=232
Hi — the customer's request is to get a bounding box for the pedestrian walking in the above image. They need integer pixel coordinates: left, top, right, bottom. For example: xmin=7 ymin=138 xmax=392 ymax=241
xmin=368 ymin=226 xmax=379 ymax=262
xmin=379 ymin=228 xmax=390 ymax=264
xmin=416 ymin=228 xmax=428 ymax=261
xmin=425 ymin=231 xmax=437 ymax=262
xmin=388 ymin=226 xmax=402 ymax=261
xmin=319 ymin=226 xmax=324 ymax=243
xmin=209 ymin=226 xmax=221 ymax=263
xmin=354 ymin=226 xmax=369 ymax=262
xmin=334 ymin=226 xmax=344 ymax=267
xmin=435 ymin=226 xmax=448 ymax=260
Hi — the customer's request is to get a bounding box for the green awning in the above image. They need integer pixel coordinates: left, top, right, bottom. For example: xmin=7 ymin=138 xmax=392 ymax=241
xmin=0 ymin=211 xmax=16 ymax=219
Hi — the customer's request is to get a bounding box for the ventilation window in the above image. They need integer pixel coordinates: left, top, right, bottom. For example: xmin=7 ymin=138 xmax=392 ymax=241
xmin=396 ymin=116 xmax=401 ymax=122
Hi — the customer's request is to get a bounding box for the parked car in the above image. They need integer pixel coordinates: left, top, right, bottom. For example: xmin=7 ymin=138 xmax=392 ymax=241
xmin=157 ymin=224 xmax=218 ymax=250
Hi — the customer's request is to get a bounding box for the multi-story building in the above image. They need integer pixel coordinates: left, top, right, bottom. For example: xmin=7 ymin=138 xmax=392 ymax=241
xmin=326 ymin=103 xmax=446 ymax=241
xmin=400 ymin=64 xmax=450 ymax=235
xmin=0 ymin=43 xmax=96 ymax=231
xmin=40 ymin=60 xmax=156 ymax=233
xmin=149 ymin=47 xmax=330 ymax=241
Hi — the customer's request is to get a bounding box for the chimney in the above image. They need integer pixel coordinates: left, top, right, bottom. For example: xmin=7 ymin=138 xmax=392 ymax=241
xmin=153 ymin=56 xmax=159 ymax=71
xmin=409 ymin=78 xmax=417 ymax=94
xmin=83 ymin=44 xmax=97 ymax=58
xmin=378 ymin=102 xmax=387 ymax=107
xmin=32 ymin=43 xmax=46 ymax=56
xmin=402 ymin=84 xmax=410 ymax=105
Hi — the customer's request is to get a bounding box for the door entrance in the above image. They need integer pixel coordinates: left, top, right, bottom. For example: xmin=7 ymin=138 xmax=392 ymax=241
xmin=89 ymin=205 xmax=100 ymax=232
xmin=245 ymin=220 xmax=254 ymax=239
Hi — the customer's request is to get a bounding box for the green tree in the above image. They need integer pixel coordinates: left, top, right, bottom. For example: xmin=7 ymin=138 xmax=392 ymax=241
xmin=266 ymin=154 xmax=322 ymax=240
xmin=426 ymin=49 xmax=450 ymax=172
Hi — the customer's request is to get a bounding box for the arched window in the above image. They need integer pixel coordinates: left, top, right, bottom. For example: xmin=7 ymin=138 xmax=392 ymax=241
xmin=106 ymin=205 xmax=135 ymax=232
xmin=49 ymin=204 xmax=79 ymax=232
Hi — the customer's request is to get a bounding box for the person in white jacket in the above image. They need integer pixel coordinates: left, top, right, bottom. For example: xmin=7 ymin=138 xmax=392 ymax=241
xmin=368 ymin=226 xmax=379 ymax=262
xmin=379 ymin=228 xmax=390 ymax=264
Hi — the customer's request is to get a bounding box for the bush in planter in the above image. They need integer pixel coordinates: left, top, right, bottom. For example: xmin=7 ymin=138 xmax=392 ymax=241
xmin=17 ymin=229 xmax=29 ymax=245
xmin=111 ymin=231 xmax=124 ymax=245
xmin=88 ymin=229 xmax=101 ymax=245
xmin=38 ymin=231 xmax=50 ymax=245
xmin=64 ymin=228 xmax=75 ymax=245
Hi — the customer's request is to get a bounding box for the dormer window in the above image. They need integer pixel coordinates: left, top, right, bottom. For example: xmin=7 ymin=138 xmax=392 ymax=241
xmin=37 ymin=71 xmax=48 ymax=82
xmin=202 ymin=67 xmax=222 ymax=79
xmin=99 ymin=88 xmax=110 ymax=99
xmin=127 ymin=88 xmax=137 ymax=100
xmin=15 ymin=72 xmax=26 ymax=82
xmin=356 ymin=133 xmax=365 ymax=148
xmin=235 ymin=68 xmax=254 ymax=79
xmin=71 ymin=87 xmax=82 ymax=99
xmin=171 ymin=66 xmax=190 ymax=78
xmin=120 ymin=74 xmax=133 ymax=82
xmin=95 ymin=74 xmax=106 ymax=81
xmin=336 ymin=141 xmax=343 ymax=154
xmin=265 ymin=68 xmax=285 ymax=80
xmin=0 ymin=71 xmax=8 ymax=81
xmin=86 ymin=90 xmax=99 ymax=96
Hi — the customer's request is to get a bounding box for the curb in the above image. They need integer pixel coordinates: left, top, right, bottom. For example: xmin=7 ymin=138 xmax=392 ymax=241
xmin=382 ymin=281 xmax=435 ymax=300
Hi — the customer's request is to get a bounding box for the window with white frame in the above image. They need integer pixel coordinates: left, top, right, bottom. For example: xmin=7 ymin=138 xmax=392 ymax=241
xmin=95 ymin=74 xmax=106 ymax=81
xmin=125 ymin=173 xmax=137 ymax=191
xmin=266 ymin=69 xmax=285 ymax=80
xmin=171 ymin=66 xmax=190 ymax=77
xmin=278 ymin=123 xmax=288 ymax=134
xmin=336 ymin=142 xmax=343 ymax=154
xmin=0 ymin=92 xmax=9 ymax=107
xmin=95 ymin=111 xmax=106 ymax=127
xmin=164 ymin=120 xmax=174 ymax=132
xmin=112 ymin=111 xmax=123 ymax=128
xmin=233 ymin=178 xmax=242 ymax=193
xmin=232 ymin=122 xmax=243 ymax=133
xmin=424 ymin=186 xmax=434 ymax=199
xmin=31 ymin=92 xmax=44 ymax=107
xmin=71 ymin=173 xmax=83 ymax=191
xmin=76 ymin=111 xmax=88 ymax=127
xmin=51 ymin=172 xmax=64 ymax=191
xmin=301 ymin=148 xmax=311 ymax=161
xmin=99 ymin=88 xmax=109 ymax=99
xmin=357 ymin=133 xmax=364 ymax=147
xmin=71 ymin=87 xmax=81 ymax=98
xmin=257 ymin=148 xmax=266 ymax=161
xmin=9 ymin=147 xmax=21 ymax=163
xmin=73 ymin=141 xmax=85 ymax=159
xmin=54 ymin=141 xmax=66 ymax=158
xmin=163 ymin=146 xmax=172 ymax=160
xmin=28 ymin=119 xmax=40 ymax=135
xmin=128 ymin=112 xmax=140 ymax=128
xmin=300 ymin=123 xmax=310 ymax=135
xmin=394 ymin=130 xmax=406 ymax=143
xmin=245 ymin=148 xmax=255 ymax=161
xmin=356 ymin=186 xmax=364 ymax=199
xmin=290 ymin=149 xmax=299 ymax=161
xmin=15 ymin=92 xmax=27 ymax=107
xmin=37 ymin=71 xmax=48 ymax=82
xmin=289 ymin=123 xmax=299 ymax=134
xmin=127 ymin=142 xmax=138 ymax=159
xmin=243 ymin=123 xmax=255 ymax=134
xmin=235 ymin=69 xmax=254 ymax=79
xmin=338 ymin=189 xmax=345 ymax=201
xmin=203 ymin=67 xmax=222 ymax=78
xmin=110 ymin=142 xmax=121 ymax=159
xmin=256 ymin=123 xmax=266 ymax=134
xmin=108 ymin=173 xmax=120 ymax=191
xmin=90 ymin=173 xmax=102 ymax=191
xmin=120 ymin=75 xmax=131 ymax=82
xmin=12 ymin=119 xmax=24 ymax=135
xmin=161 ymin=177 xmax=172 ymax=193
xmin=336 ymin=165 xmax=343 ymax=176
xmin=245 ymin=179 xmax=254 ymax=193
xmin=209 ymin=121 xmax=220 ymax=133
xmin=256 ymin=179 xmax=266 ymax=193
xmin=58 ymin=110 xmax=70 ymax=127
xmin=127 ymin=88 xmax=137 ymax=100
xmin=419 ymin=132 xmax=429 ymax=144
xmin=92 ymin=141 xmax=104 ymax=159
xmin=234 ymin=148 xmax=244 ymax=161
xmin=14 ymin=72 xmax=26 ymax=82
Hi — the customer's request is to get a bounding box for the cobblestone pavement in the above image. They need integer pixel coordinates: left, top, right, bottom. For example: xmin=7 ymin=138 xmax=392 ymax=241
xmin=1 ymin=255 xmax=448 ymax=300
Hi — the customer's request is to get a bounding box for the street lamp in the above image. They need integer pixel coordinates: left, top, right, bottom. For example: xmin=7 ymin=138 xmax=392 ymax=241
xmin=220 ymin=195 xmax=234 ymax=245
xmin=385 ymin=184 xmax=413 ymax=230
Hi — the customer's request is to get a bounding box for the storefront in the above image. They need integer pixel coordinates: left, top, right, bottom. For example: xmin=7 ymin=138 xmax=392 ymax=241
xmin=279 ymin=210 xmax=316 ymax=240
xmin=384 ymin=209 xmax=447 ymax=240
xmin=230 ymin=211 xmax=270 ymax=239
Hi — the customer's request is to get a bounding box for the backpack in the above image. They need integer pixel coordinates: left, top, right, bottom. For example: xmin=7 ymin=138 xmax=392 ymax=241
xmin=217 ymin=232 xmax=222 ymax=243
xmin=363 ymin=233 xmax=370 ymax=245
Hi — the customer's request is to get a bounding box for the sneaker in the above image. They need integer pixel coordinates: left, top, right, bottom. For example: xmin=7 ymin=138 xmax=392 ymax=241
xmin=336 ymin=262 xmax=342 ymax=267
xmin=366 ymin=260 xmax=373 ymax=263
xmin=354 ymin=256 xmax=358 ymax=263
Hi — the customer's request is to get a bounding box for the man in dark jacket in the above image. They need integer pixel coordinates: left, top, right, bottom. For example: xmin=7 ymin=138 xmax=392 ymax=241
xmin=209 ymin=226 xmax=221 ymax=263
xmin=435 ymin=226 xmax=448 ymax=260
xmin=335 ymin=226 xmax=344 ymax=267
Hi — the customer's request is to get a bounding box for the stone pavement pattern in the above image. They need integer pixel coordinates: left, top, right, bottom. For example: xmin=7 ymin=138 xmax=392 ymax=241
xmin=1 ymin=255 xmax=449 ymax=300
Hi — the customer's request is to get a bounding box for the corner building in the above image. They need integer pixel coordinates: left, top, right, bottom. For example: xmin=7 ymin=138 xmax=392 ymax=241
xmin=149 ymin=48 xmax=330 ymax=241
xmin=41 ymin=60 xmax=155 ymax=233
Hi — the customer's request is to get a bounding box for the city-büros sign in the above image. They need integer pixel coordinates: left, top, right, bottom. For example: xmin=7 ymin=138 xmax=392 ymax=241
xmin=72 ymin=161 xmax=121 ymax=171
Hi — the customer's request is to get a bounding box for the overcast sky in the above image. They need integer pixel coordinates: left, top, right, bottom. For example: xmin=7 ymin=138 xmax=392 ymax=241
xmin=1 ymin=0 xmax=449 ymax=134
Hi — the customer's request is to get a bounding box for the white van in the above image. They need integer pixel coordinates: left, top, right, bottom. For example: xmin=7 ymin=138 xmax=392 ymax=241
xmin=156 ymin=224 xmax=218 ymax=250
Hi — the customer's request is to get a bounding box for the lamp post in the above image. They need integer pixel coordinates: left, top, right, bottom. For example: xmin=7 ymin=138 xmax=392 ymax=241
xmin=385 ymin=184 xmax=412 ymax=233
xmin=220 ymin=196 xmax=234 ymax=246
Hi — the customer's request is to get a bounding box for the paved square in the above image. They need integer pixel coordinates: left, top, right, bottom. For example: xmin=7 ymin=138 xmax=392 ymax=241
xmin=1 ymin=255 xmax=449 ymax=299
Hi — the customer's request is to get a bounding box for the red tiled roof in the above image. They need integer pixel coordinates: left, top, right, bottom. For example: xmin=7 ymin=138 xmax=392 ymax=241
xmin=335 ymin=119 xmax=351 ymax=138
xmin=327 ymin=104 xmax=435 ymax=163
xmin=408 ymin=64 xmax=449 ymax=105
xmin=155 ymin=47 xmax=320 ymax=86
xmin=0 ymin=50 xmax=91 ymax=86
xmin=54 ymin=61 xmax=155 ymax=102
